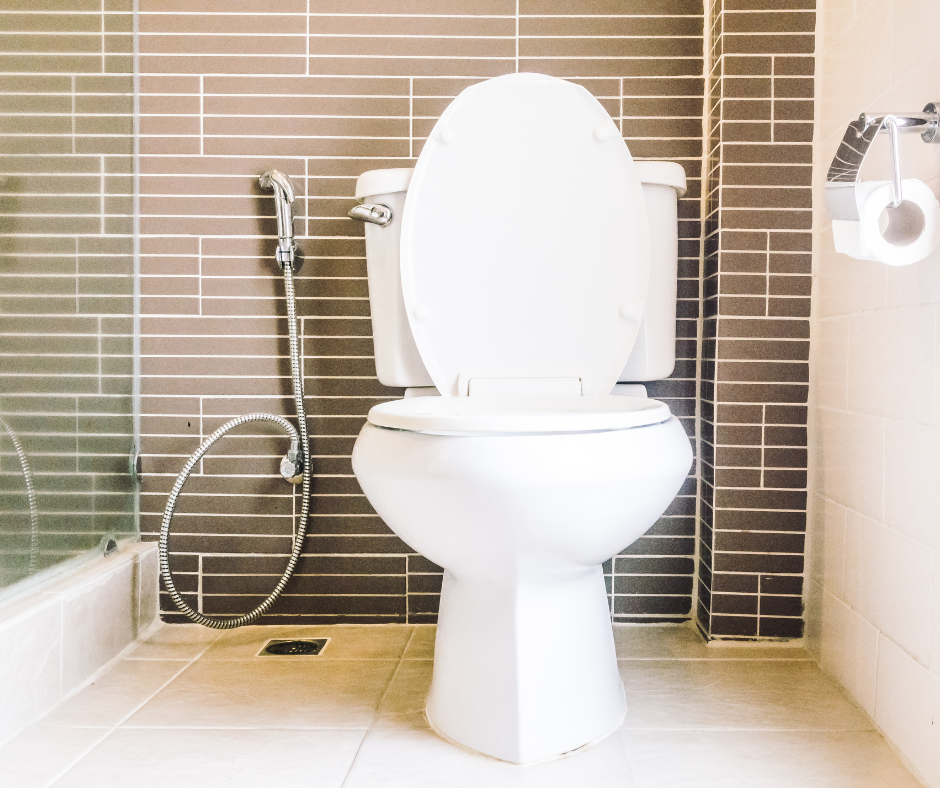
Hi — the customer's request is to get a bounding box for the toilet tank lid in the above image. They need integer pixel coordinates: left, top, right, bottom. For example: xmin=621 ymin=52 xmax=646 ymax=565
xmin=634 ymin=161 xmax=686 ymax=197
xmin=355 ymin=168 xmax=414 ymax=200
xmin=355 ymin=161 xmax=685 ymax=200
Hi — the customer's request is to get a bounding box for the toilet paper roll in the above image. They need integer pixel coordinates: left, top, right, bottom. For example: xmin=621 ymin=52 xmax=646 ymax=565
xmin=831 ymin=179 xmax=940 ymax=266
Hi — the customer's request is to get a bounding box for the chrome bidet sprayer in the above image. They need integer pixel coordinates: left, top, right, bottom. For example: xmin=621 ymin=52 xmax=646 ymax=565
xmin=259 ymin=169 xmax=299 ymax=269
xmin=158 ymin=170 xmax=312 ymax=628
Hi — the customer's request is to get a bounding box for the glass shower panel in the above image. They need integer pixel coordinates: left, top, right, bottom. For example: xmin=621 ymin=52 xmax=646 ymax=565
xmin=0 ymin=4 xmax=137 ymax=589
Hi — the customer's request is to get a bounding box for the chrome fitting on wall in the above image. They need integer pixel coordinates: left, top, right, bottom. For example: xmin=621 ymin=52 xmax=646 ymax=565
xmin=825 ymin=102 xmax=940 ymax=221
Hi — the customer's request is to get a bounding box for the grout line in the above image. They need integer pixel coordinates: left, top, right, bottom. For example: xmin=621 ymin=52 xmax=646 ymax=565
xmin=198 ymin=236 xmax=203 ymax=317
xmin=760 ymin=404 xmax=766 ymax=489
xmin=199 ymin=75 xmax=204 ymax=156
xmin=100 ymin=155 xmax=105 ymax=235
xmin=71 ymin=75 xmax=76 ymax=154
xmin=339 ymin=630 xmax=414 ymax=787
xmin=770 ymin=55 xmax=775 ymax=144
xmin=515 ymin=0 xmax=519 ymax=73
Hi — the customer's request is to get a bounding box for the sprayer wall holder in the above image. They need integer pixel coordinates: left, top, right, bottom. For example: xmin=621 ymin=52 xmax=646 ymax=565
xmin=826 ymin=102 xmax=940 ymax=222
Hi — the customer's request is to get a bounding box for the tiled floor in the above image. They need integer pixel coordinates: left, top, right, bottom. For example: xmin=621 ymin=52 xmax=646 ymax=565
xmin=0 ymin=623 xmax=923 ymax=787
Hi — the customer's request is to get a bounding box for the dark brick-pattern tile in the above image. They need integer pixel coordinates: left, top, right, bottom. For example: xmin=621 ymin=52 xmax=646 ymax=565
xmin=140 ymin=1 xmax=705 ymax=624
xmin=698 ymin=0 xmax=814 ymax=640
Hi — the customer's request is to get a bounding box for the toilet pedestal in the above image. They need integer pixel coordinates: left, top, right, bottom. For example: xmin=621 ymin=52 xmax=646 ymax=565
xmin=426 ymin=565 xmax=625 ymax=764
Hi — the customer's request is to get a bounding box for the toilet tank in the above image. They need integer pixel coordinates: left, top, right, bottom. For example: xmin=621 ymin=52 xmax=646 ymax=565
xmin=621 ymin=161 xmax=686 ymax=382
xmin=355 ymin=169 xmax=433 ymax=388
xmin=355 ymin=162 xmax=686 ymax=389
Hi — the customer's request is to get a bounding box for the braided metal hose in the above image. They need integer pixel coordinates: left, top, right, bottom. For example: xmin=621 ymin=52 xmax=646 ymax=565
xmin=159 ymin=263 xmax=310 ymax=629
xmin=0 ymin=416 xmax=39 ymax=573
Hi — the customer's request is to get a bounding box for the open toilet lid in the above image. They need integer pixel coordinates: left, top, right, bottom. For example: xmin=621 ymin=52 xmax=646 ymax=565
xmin=400 ymin=73 xmax=650 ymax=397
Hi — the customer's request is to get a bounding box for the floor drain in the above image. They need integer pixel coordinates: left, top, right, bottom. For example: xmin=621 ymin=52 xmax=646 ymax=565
xmin=258 ymin=638 xmax=328 ymax=657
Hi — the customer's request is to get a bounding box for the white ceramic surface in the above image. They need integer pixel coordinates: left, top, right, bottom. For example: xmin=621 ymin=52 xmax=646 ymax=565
xmin=400 ymin=72 xmax=649 ymax=398
xmin=351 ymin=72 xmax=693 ymax=763
xmin=366 ymin=392 xmax=670 ymax=434
xmin=353 ymin=418 xmax=692 ymax=762
xmin=356 ymin=159 xmax=686 ymax=389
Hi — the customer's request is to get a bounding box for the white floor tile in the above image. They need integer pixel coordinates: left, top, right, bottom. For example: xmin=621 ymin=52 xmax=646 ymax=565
xmin=124 ymin=624 xmax=222 ymax=661
xmin=0 ymin=726 xmax=107 ymax=788
xmin=614 ymin=623 xmax=812 ymax=661
xmin=622 ymin=730 xmax=924 ymax=788
xmin=39 ymin=659 xmax=188 ymax=729
xmin=201 ymin=624 xmax=413 ymax=661
xmin=401 ymin=624 xmax=436 ymax=660
xmin=619 ymin=660 xmax=872 ymax=730
xmin=7 ymin=622 xmax=921 ymax=787
xmin=343 ymin=712 xmax=635 ymax=787
xmin=50 ymin=727 xmax=364 ymax=788
xmin=376 ymin=658 xmax=433 ymax=720
xmin=123 ymin=658 xmax=398 ymax=729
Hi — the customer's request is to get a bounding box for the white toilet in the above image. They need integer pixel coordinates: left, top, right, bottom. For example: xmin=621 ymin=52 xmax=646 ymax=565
xmin=350 ymin=73 xmax=693 ymax=764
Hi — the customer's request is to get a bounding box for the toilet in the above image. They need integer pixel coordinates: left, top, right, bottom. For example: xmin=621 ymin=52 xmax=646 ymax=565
xmin=350 ymin=73 xmax=693 ymax=764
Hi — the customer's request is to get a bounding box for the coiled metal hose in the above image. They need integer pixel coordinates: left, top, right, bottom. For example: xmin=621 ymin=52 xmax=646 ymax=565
xmin=159 ymin=262 xmax=310 ymax=629
xmin=0 ymin=416 xmax=39 ymax=574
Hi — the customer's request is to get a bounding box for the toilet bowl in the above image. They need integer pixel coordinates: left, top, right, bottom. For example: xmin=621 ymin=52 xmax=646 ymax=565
xmin=350 ymin=73 xmax=693 ymax=764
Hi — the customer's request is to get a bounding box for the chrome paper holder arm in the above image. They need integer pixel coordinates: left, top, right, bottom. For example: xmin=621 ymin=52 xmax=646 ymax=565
xmin=826 ymin=102 xmax=940 ymax=221
xmin=884 ymin=116 xmax=903 ymax=207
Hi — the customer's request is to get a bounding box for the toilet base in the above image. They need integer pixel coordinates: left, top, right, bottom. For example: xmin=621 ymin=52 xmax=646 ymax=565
xmin=424 ymin=565 xmax=626 ymax=764
xmin=426 ymin=699 xmax=625 ymax=765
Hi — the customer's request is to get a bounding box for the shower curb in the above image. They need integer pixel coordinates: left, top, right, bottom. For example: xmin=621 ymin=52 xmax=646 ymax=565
xmin=0 ymin=542 xmax=158 ymax=747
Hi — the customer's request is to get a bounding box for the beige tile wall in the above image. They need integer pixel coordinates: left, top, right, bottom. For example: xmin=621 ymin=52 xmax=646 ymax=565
xmin=808 ymin=0 xmax=940 ymax=784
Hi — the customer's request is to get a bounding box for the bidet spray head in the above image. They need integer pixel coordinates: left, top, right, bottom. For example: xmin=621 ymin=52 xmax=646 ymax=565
xmin=259 ymin=169 xmax=301 ymax=271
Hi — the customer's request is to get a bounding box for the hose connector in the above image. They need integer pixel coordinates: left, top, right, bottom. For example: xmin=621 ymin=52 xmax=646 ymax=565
xmin=280 ymin=439 xmax=304 ymax=484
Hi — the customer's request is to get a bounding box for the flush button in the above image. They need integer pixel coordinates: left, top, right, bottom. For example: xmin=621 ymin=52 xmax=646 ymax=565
xmin=594 ymin=124 xmax=616 ymax=142
xmin=439 ymin=128 xmax=456 ymax=144
xmin=413 ymin=306 xmax=431 ymax=321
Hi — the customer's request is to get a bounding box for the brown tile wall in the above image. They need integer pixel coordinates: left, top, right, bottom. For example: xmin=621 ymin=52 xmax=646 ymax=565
xmin=140 ymin=0 xmax=705 ymax=624
xmin=0 ymin=0 xmax=137 ymax=588
xmin=698 ymin=0 xmax=815 ymax=639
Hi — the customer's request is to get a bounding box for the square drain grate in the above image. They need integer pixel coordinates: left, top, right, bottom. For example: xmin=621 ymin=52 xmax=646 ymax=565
xmin=258 ymin=638 xmax=329 ymax=657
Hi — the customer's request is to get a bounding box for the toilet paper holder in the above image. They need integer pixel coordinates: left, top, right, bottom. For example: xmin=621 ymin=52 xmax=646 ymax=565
xmin=826 ymin=103 xmax=940 ymax=221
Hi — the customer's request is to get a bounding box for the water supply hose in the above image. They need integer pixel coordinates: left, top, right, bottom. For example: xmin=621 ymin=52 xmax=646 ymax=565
xmin=159 ymin=261 xmax=311 ymax=629
xmin=0 ymin=416 xmax=39 ymax=574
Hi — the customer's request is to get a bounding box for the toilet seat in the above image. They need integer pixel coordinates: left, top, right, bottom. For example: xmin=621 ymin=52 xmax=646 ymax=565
xmin=400 ymin=73 xmax=650 ymax=397
xmin=367 ymin=393 xmax=670 ymax=434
